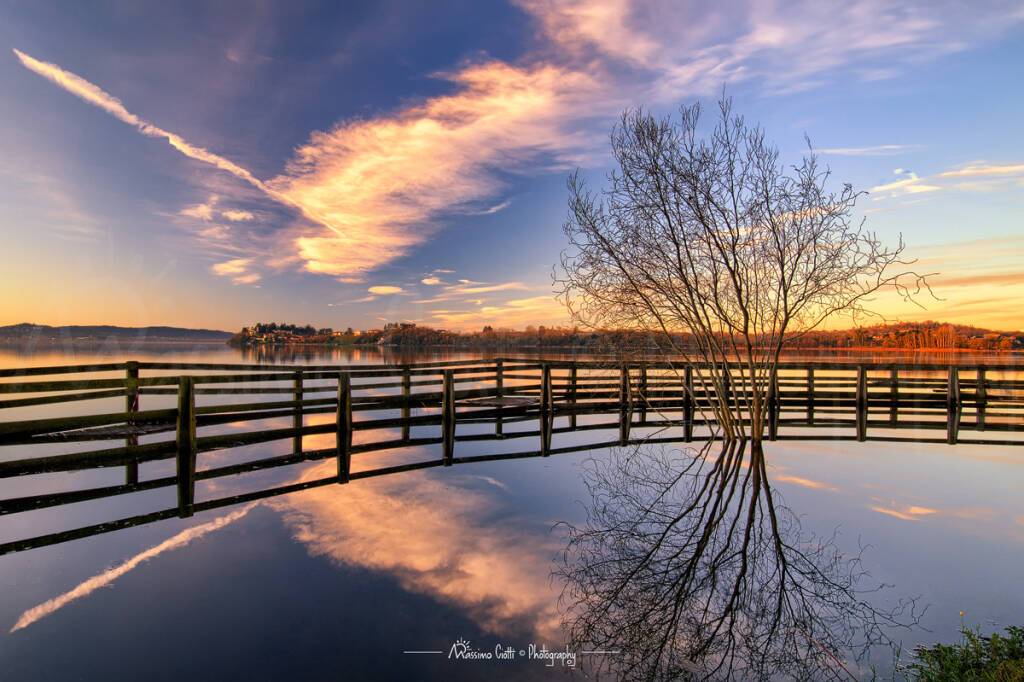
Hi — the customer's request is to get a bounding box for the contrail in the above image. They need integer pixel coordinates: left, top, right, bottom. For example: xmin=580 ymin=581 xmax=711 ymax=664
xmin=10 ymin=49 xmax=346 ymax=240
xmin=13 ymin=49 xmax=269 ymax=192
xmin=9 ymin=502 xmax=258 ymax=633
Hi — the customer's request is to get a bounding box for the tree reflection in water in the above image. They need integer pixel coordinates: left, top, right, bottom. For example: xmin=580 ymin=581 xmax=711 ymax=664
xmin=557 ymin=440 xmax=920 ymax=681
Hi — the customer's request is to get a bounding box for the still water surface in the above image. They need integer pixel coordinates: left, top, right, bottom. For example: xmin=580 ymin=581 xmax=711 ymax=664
xmin=1 ymin=345 xmax=1022 ymax=680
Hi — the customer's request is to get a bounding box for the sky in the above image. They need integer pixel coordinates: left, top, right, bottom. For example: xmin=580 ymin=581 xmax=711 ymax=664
xmin=0 ymin=0 xmax=1022 ymax=333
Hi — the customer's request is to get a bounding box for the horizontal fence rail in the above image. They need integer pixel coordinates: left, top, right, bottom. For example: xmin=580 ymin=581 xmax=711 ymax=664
xmin=1 ymin=358 xmax=1022 ymax=555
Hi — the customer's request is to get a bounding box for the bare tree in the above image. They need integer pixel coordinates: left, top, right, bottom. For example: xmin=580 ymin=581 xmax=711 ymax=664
xmin=556 ymin=95 xmax=929 ymax=445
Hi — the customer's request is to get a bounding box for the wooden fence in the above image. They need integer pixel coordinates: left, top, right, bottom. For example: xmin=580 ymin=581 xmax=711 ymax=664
xmin=1 ymin=358 xmax=1022 ymax=555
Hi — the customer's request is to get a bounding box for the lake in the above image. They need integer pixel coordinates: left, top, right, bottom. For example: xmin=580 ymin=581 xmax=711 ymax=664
xmin=1 ymin=344 xmax=1022 ymax=680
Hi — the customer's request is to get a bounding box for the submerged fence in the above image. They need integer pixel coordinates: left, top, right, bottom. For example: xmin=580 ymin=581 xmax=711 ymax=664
xmin=1 ymin=358 xmax=1022 ymax=555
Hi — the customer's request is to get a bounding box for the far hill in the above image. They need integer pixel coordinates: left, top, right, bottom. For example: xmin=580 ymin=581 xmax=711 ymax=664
xmin=0 ymin=323 xmax=232 ymax=342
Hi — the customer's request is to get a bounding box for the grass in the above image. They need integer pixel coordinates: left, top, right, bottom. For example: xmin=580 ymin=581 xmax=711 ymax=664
xmin=901 ymin=625 xmax=1024 ymax=681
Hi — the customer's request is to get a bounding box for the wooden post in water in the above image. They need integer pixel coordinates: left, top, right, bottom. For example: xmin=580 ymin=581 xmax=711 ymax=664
xmin=806 ymin=367 xmax=815 ymax=425
xmin=176 ymin=376 xmax=196 ymax=518
xmin=568 ymin=363 xmax=578 ymax=430
xmin=889 ymin=367 xmax=899 ymax=427
xmin=442 ymin=369 xmax=455 ymax=465
xmin=946 ymin=366 xmax=961 ymax=445
xmin=292 ymin=370 xmax=304 ymax=454
xmin=540 ymin=364 xmax=553 ymax=456
xmin=855 ymin=365 xmax=867 ymax=442
xmin=619 ymin=364 xmax=632 ymax=445
xmin=683 ymin=366 xmax=694 ymax=443
xmin=976 ymin=366 xmax=987 ymax=431
xmin=540 ymin=364 xmax=552 ymax=414
xmin=494 ymin=360 xmax=504 ymax=437
xmin=124 ymin=361 xmax=140 ymax=484
xmin=401 ymin=367 xmax=411 ymax=441
xmin=767 ymin=370 xmax=779 ymax=441
xmin=639 ymin=365 xmax=648 ymax=424
xmin=336 ymin=372 xmax=352 ymax=483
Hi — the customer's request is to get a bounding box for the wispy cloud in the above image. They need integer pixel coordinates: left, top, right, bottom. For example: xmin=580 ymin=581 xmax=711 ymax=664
xmin=870 ymin=161 xmax=1024 ymax=201
xmin=427 ymin=295 xmax=567 ymax=329
xmin=817 ymin=144 xmax=922 ymax=156
xmin=870 ymin=170 xmax=942 ymax=198
xmin=211 ymin=257 xmax=261 ymax=284
xmin=10 ymin=503 xmax=257 ymax=633
xmin=13 ymin=49 xmax=268 ymax=192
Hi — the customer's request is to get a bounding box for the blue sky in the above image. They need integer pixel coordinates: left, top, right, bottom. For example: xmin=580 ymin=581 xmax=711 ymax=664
xmin=1 ymin=0 xmax=1022 ymax=331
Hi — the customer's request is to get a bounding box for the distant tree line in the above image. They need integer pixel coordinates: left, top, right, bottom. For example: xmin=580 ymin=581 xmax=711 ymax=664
xmin=229 ymin=320 xmax=1022 ymax=351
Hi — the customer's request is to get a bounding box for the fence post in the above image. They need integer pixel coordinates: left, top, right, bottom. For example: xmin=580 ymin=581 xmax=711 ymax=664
xmin=619 ymin=364 xmax=632 ymax=445
xmin=767 ymin=370 xmax=779 ymax=441
xmin=946 ymin=367 xmax=961 ymax=445
xmin=683 ymin=365 xmax=694 ymax=442
xmin=124 ymin=361 xmax=140 ymax=485
xmin=495 ymin=360 xmax=504 ymax=437
xmin=856 ymin=365 xmax=867 ymax=442
xmin=976 ymin=366 xmax=987 ymax=431
xmin=293 ymin=370 xmax=304 ymax=455
xmin=568 ymin=363 xmax=578 ymax=430
xmin=337 ymin=372 xmax=352 ymax=483
xmin=401 ymin=367 xmax=411 ymax=441
xmin=639 ymin=365 xmax=648 ymax=424
xmin=806 ymin=367 xmax=815 ymax=425
xmin=176 ymin=376 xmax=196 ymax=518
xmin=540 ymin=364 xmax=552 ymax=414
xmin=442 ymin=369 xmax=455 ymax=465
xmin=889 ymin=367 xmax=899 ymax=426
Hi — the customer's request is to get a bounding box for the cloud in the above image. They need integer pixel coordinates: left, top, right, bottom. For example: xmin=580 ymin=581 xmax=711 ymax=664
xmin=869 ymin=161 xmax=1024 ymax=201
xmin=870 ymin=170 xmax=942 ymax=198
xmin=15 ymin=2 xmax=1023 ymax=281
xmin=421 ymin=277 xmax=442 ymax=285
xmin=264 ymin=59 xmax=606 ymax=278
xmin=10 ymin=504 xmax=257 ymax=633
xmin=367 ymin=285 xmax=403 ymax=295
xmin=211 ymin=257 xmax=261 ymax=284
xmin=817 ymin=144 xmax=922 ymax=156
xmin=426 ymin=294 xmax=568 ymax=330
xmin=451 ymin=282 xmax=528 ymax=295
xmin=474 ymin=199 xmax=513 ymax=215
xmin=221 ymin=209 xmax=255 ymax=221
xmin=939 ymin=162 xmax=1024 ymax=178
xmin=181 ymin=201 xmax=215 ymax=220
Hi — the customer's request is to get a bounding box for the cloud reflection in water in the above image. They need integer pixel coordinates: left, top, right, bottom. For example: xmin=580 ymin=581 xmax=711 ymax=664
xmin=272 ymin=459 xmax=564 ymax=641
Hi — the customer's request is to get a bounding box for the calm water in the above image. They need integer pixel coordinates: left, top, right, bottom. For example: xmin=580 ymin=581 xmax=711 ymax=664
xmin=1 ymin=345 xmax=1022 ymax=680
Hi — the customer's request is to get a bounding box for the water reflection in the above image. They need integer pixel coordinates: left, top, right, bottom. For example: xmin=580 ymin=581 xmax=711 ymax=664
xmin=272 ymin=458 xmax=564 ymax=641
xmin=557 ymin=441 xmax=919 ymax=681
xmin=11 ymin=503 xmax=257 ymax=633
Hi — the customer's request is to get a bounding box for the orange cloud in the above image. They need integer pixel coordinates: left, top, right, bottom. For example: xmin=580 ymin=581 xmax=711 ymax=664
xmin=211 ymin=258 xmax=261 ymax=285
xmin=367 ymin=285 xmax=403 ymax=295
xmin=426 ymin=294 xmax=568 ymax=330
xmin=266 ymin=60 xmax=604 ymax=278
